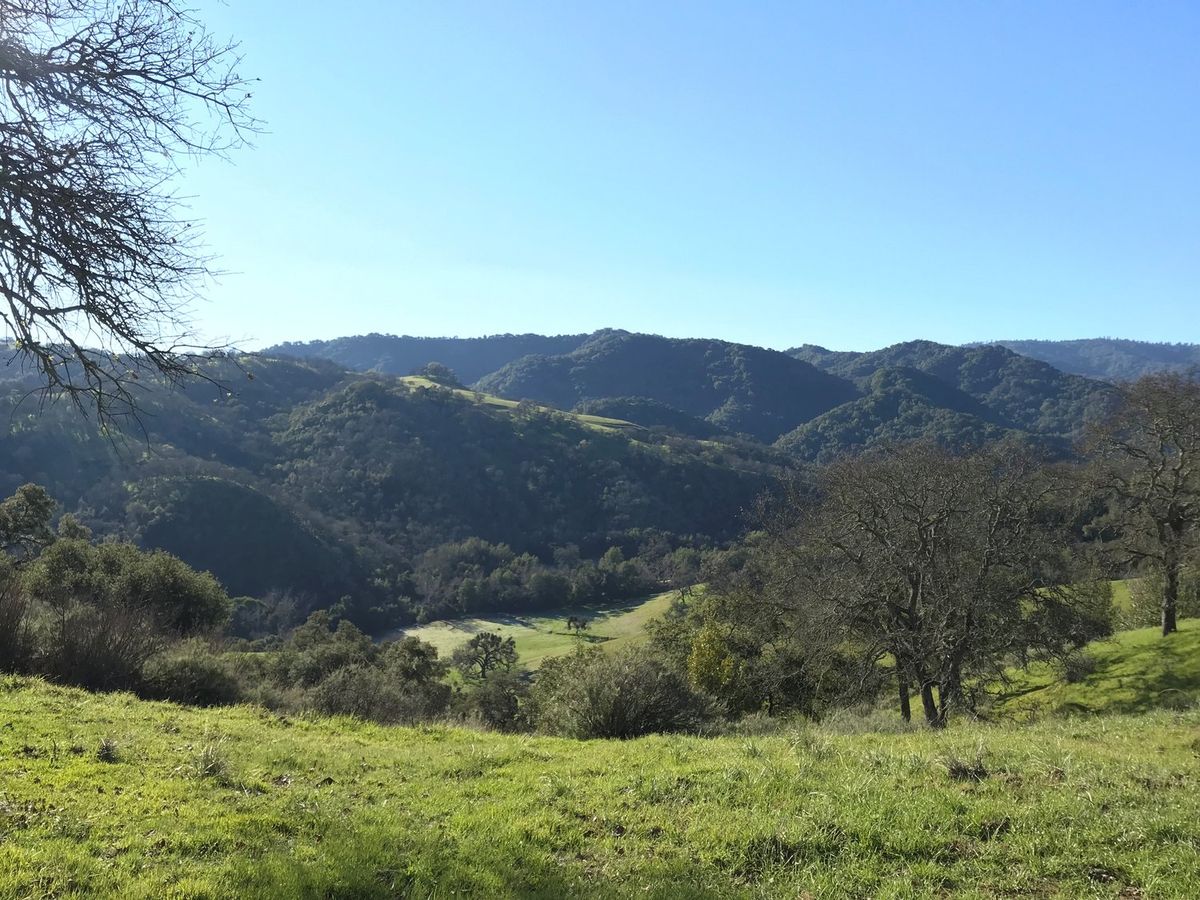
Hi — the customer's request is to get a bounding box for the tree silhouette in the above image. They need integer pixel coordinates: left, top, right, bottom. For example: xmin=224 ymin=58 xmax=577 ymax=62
xmin=0 ymin=0 xmax=258 ymax=423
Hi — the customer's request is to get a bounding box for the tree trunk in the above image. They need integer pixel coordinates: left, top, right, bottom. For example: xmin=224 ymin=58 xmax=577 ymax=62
xmin=939 ymin=664 xmax=964 ymax=727
xmin=1163 ymin=553 xmax=1180 ymax=636
xmin=919 ymin=681 xmax=943 ymax=728
xmin=897 ymin=674 xmax=911 ymax=723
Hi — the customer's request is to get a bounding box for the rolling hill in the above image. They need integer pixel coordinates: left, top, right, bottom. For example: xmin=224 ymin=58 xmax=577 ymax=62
xmin=0 ymin=356 xmax=781 ymax=630
xmin=476 ymin=330 xmax=860 ymax=443
xmin=267 ymin=332 xmax=589 ymax=384
xmin=984 ymin=338 xmax=1200 ymax=382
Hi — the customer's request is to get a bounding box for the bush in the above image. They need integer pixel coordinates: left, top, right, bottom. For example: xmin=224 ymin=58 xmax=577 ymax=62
xmin=0 ymin=560 xmax=32 ymax=673
xmin=142 ymin=644 xmax=242 ymax=706
xmin=530 ymin=647 xmax=718 ymax=739
xmin=1059 ymin=651 xmax=1099 ymax=685
xmin=310 ymin=665 xmax=450 ymax=724
xmin=455 ymin=670 xmax=529 ymax=731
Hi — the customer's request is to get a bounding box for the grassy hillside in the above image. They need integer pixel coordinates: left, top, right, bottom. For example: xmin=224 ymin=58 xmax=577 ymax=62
xmin=398 ymin=590 xmax=677 ymax=668
xmin=1 ymin=677 xmax=1197 ymax=898
xmin=995 ymin=618 xmax=1200 ymax=718
xmin=399 ymin=375 xmax=645 ymax=437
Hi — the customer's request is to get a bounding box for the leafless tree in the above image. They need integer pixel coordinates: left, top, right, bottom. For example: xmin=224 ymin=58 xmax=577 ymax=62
xmin=759 ymin=441 xmax=1109 ymax=727
xmin=0 ymin=0 xmax=257 ymax=424
xmin=1085 ymin=372 xmax=1200 ymax=636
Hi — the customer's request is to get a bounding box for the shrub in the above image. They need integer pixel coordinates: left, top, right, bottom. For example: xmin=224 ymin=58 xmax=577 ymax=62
xmin=1059 ymin=651 xmax=1099 ymax=685
xmin=455 ymin=670 xmax=529 ymax=731
xmin=142 ymin=644 xmax=242 ymax=706
xmin=530 ymin=646 xmax=718 ymax=739
xmin=309 ymin=665 xmax=450 ymax=724
xmin=0 ymin=560 xmax=32 ymax=673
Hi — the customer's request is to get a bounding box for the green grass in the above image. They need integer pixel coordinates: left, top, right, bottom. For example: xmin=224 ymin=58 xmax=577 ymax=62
xmin=400 ymin=376 xmax=644 ymax=436
xmin=995 ymin=617 xmax=1200 ymax=718
xmin=1110 ymin=578 xmax=1135 ymax=613
xmin=2 ymin=676 xmax=1199 ymax=898
xmin=396 ymin=590 xmax=678 ymax=668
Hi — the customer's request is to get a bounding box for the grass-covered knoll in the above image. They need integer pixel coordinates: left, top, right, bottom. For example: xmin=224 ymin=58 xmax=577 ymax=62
xmin=398 ymin=590 xmax=677 ymax=668
xmin=996 ymin=618 xmax=1200 ymax=718
xmin=399 ymin=375 xmax=646 ymax=436
xmin=1 ymin=677 xmax=1198 ymax=898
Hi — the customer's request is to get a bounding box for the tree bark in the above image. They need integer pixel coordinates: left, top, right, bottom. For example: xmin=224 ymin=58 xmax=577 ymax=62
xmin=1163 ymin=550 xmax=1180 ymax=636
xmin=897 ymin=673 xmax=911 ymax=723
xmin=939 ymin=663 xmax=964 ymax=727
xmin=919 ymin=681 xmax=943 ymax=728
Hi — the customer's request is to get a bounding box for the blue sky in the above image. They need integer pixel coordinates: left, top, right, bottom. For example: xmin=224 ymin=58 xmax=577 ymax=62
xmin=183 ymin=2 xmax=1200 ymax=351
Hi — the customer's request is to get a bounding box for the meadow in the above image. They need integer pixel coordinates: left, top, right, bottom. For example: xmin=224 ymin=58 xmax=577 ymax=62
xmin=395 ymin=590 xmax=677 ymax=668
xmin=2 ymin=628 xmax=1199 ymax=898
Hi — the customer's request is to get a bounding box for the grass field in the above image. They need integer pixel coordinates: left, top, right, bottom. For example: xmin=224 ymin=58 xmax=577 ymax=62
xmin=395 ymin=590 xmax=678 ymax=668
xmin=2 ymin=676 xmax=1198 ymax=898
xmin=400 ymin=376 xmax=644 ymax=436
xmin=995 ymin=617 xmax=1200 ymax=718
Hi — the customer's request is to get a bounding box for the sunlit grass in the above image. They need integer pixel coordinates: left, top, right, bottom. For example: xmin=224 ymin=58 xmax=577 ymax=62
xmin=1 ymin=675 xmax=1198 ymax=898
xmin=995 ymin=617 xmax=1200 ymax=718
xmin=396 ymin=590 xmax=678 ymax=668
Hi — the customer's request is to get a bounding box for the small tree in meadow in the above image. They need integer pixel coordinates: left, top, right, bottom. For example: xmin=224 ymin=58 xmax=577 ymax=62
xmin=452 ymin=632 xmax=518 ymax=680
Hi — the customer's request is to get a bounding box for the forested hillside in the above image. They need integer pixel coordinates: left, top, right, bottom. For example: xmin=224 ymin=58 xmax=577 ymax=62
xmin=0 ymin=356 xmax=779 ymax=631
xmin=0 ymin=331 xmax=1133 ymax=631
xmin=785 ymin=340 xmax=1112 ymax=459
xmin=476 ymin=330 xmax=860 ymax=442
xmin=268 ymin=333 xmax=589 ymax=383
xmin=262 ymin=331 xmax=1121 ymax=460
xmin=984 ymin=338 xmax=1200 ymax=381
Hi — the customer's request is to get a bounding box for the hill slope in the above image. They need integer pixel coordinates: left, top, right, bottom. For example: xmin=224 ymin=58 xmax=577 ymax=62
xmin=995 ymin=618 xmax=1200 ymax=718
xmin=986 ymin=338 xmax=1200 ymax=382
xmin=0 ymin=357 xmax=780 ymax=628
xmin=477 ymin=330 xmax=860 ymax=443
xmin=267 ymin=332 xmax=589 ymax=383
xmin=1 ymin=677 xmax=1196 ymax=898
xmin=788 ymin=340 xmax=1111 ymax=453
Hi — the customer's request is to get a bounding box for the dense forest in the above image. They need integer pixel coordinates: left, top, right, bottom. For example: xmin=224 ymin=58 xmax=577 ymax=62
xmin=0 ymin=330 xmax=1146 ymax=637
xmin=0 ymin=355 xmax=782 ymax=631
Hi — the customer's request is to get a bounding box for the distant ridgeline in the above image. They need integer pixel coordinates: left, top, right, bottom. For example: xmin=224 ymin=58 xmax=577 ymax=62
xmin=267 ymin=332 xmax=589 ymax=384
xmin=975 ymin=339 xmax=1200 ymax=382
xmin=269 ymin=329 xmax=1119 ymax=460
xmin=0 ymin=329 xmax=1152 ymax=631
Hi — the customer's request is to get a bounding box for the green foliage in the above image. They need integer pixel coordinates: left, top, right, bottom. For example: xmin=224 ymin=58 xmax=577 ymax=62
xmin=452 ymin=631 xmax=518 ymax=680
xmin=530 ymin=646 xmax=718 ymax=739
xmin=454 ymin=669 xmax=530 ymax=731
xmin=0 ymin=483 xmax=55 ymax=559
xmin=246 ymin=613 xmax=452 ymax=724
xmin=477 ymin=329 xmax=859 ymax=442
xmin=142 ymin=643 xmax=242 ymax=707
xmin=413 ymin=361 xmax=463 ymax=386
xmin=20 ymin=537 xmax=231 ymax=691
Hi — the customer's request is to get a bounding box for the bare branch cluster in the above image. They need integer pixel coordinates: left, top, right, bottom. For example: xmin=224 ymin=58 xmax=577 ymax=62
xmin=0 ymin=0 xmax=258 ymax=423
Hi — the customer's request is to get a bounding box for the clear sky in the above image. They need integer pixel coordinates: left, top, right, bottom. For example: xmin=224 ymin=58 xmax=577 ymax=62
xmin=182 ymin=1 xmax=1200 ymax=351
